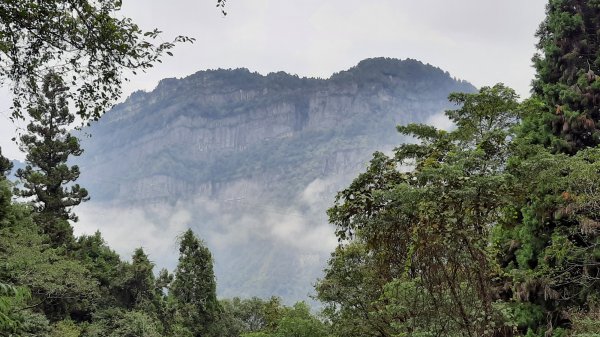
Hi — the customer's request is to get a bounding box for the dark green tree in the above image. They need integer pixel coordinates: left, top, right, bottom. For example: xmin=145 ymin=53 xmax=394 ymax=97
xmin=490 ymin=2 xmax=600 ymax=335
xmin=129 ymin=248 xmax=156 ymax=308
xmin=493 ymin=144 xmax=600 ymax=336
xmin=113 ymin=248 xmax=159 ymax=311
xmin=0 ymin=148 xmax=13 ymax=222
xmin=528 ymin=0 xmax=600 ymax=153
xmin=74 ymin=232 xmax=122 ymax=292
xmin=0 ymin=148 xmax=11 ymax=179
xmin=171 ymin=229 xmax=219 ymax=337
xmin=15 ymin=73 xmax=89 ymax=246
xmin=316 ymin=242 xmax=386 ymax=337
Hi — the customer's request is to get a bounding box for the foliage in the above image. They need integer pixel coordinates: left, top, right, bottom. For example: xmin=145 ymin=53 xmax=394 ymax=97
xmin=0 ymin=281 xmax=30 ymax=335
xmin=0 ymin=149 xmax=11 ymax=179
xmin=316 ymin=3 xmax=600 ymax=336
xmin=15 ymin=73 xmax=89 ymax=246
xmin=83 ymin=308 xmax=162 ymax=337
xmin=171 ymin=229 xmax=220 ymax=337
xmin=316 ymin=242 xmax=384 ymax=337
xmin=0 ymin=0 xmax=195 ymax=121
xmin=0 ymin=217 xmax=100 ymax=322
xmin=271 ymin=302 xmax=329 ymax=337
xmin=318 ymin=84 xmax=521 ymax=337
xmin=528 ymin=0 xmax=600 ymax=153
xmin=50 ymin=319 xmax=82 ymax=337
xmin=488 ymin=2 xmax=600 ymax=335
xmin=0 ymin=149 xmax=12 ymax=223
xmin=492 ymin=145 xmax=600 ymax=334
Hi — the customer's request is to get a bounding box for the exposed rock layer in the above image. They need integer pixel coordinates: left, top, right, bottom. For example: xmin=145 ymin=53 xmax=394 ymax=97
xmin=77 ymin=58 xmax=476 ymax=302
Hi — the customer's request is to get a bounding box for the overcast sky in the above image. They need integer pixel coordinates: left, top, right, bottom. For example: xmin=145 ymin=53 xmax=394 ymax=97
xmin=0 ymin=0 xmax=547 ymax=160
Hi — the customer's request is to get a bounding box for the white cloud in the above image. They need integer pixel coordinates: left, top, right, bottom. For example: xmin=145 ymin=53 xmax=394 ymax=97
xmin=0 ymin=1 xmax=547 ymax=160
xmin=425 ymin=111 xmax=454 ymax=131
xmin=75 ymin=177 xmax=339 ymax=275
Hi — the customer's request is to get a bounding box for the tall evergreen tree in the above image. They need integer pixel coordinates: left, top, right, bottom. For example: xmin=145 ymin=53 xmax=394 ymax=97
xmin=15 ymin=73 xmax=89 ymax=246
xmin=171 ymin=229 xmax=219 ymax=337
xmin=130 ymin=248 xmax=156 ymax=306
xmin=528 ymin=0 xmax=600 ymax=153
xmin=492 ymin=2 xmax=600 ymax=335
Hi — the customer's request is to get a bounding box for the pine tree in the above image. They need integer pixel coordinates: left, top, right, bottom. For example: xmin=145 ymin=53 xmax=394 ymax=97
xmin=528 ymin=0 xmax=600 ymax=153
xmin=15 ymin=73 xmax=89 ymax=246
xmin=171 ymin=229 xmax=219 ymax=337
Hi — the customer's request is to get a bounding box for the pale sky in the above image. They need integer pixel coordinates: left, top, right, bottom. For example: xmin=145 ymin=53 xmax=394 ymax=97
xmin=0 ymin=0 xmax=547 ymax=160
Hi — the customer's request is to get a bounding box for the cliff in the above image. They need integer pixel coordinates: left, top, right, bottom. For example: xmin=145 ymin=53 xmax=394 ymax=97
xmin=76 ymin=57 xmax=476 ymax=302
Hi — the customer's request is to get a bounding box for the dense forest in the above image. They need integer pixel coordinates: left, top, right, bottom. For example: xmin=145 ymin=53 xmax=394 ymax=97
xmin=2 ymin=0 xmax=600 ymax=336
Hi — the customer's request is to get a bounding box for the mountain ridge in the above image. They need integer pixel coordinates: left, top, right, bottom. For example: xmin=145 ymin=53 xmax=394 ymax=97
xmin=73 ymin=57 xmax=476 ymax=302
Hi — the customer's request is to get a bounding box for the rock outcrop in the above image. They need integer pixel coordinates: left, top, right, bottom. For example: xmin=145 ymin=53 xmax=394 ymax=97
xmin=76 ymin=57 xmax=476 ymax=302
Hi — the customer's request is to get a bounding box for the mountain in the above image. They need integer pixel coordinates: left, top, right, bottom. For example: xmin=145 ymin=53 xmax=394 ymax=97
xmin=75 ymin=58 xmax=476 ymax=303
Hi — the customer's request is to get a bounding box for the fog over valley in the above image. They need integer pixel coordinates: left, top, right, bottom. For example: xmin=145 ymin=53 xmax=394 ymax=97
xmin=70 ymin=58 xmax=474 ymax=302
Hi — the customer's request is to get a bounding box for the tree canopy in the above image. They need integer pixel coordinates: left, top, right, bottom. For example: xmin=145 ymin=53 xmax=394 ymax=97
xmin=528 ymin=0 xmax=600 ymax=153
xmin=15 ymin=73 xmax=89 ymax=246
xmin=0 ymin=0 xmax=198 ymax=122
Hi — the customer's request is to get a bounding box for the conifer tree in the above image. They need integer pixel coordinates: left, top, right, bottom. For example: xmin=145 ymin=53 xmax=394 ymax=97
xmin=0 ymin=148 xmax=13 ymax=224
xmin=528 ymin=0 xmax=600 ymax=153
xmin=171 ymin=229 xmax=219 ymax=337
xmin=15 ymin=73 xmax=89 ymax=246
xmin=128 ymin=248 xmax=158 ymax=309
xmin=0 ymin=148 xmax=11 ymax=179
xmin=492 ymin=2 xmax=600 ymax=335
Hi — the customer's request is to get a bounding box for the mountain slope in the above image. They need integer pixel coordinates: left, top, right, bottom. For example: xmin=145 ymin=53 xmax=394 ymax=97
xmin=75 ymin=58 xmax=476 ymax=302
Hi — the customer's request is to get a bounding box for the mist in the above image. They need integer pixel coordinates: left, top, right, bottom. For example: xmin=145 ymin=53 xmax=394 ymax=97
xmin=75 ymin=177 xmax=341 ymax=302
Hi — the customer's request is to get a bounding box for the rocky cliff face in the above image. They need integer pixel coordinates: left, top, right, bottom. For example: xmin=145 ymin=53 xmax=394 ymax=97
xmin=76 ymin=58 xmax=475 ymax=302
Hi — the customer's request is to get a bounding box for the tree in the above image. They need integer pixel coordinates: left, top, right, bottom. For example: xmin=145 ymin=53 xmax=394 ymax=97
xmin=527 ymin=0 xmax=600 ymax=153
xmin=272 ymin=302 xmax=329 ymax=337
xmin=489 ymin=2 xmax=600 ymax=335
xmin=0 ymin=214 xmax=100 ymax=322
xmin=83 ymin=308 xmax=162 ymax=337
xmin=0 ymin=148 xmax=13 ymax=222
xmin=316 ymin=242 xmax=387 ymax=337
xmin=0 ymin=0 xmax=199 ymax=122
xmin=0 ymin=148 xmax=11 ymax=179
xmin=15 ymin=73 xmax=89 ymax=246
xmin=171 ymin=229 xmax=219 ymax=337
xmin=319 ymin=84 xmax=521 ymax=337
xmin=128 ymin=248 xmax=157 ymax=309
xmin=0 ymin=282 xmax=30 ymax=335
xmin=493 ymin=144 xmax=600 ymax=335
xmin=110 ymin=248 xmax=160 ymax=311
